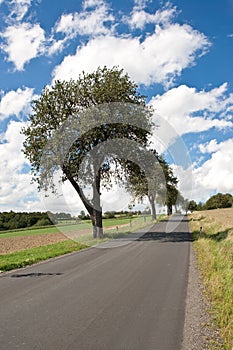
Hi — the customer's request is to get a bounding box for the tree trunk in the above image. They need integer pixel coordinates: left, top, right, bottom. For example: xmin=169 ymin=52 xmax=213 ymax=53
xmin=91 ymin=168 xmax=103 ymax=239
xmin=92 ymin=208 xmax=103 ymax=239
xmin=148 ymin=195 xmax=157 ymax=221
xmin=65 ymin=171 xmax=103 ymax=239
xmin=167 ymin=204 xmax=172 ymax=215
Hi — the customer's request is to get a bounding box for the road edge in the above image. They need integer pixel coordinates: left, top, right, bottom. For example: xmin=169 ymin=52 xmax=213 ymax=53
xmin=182 ymin=242 xmax=223 ymax=350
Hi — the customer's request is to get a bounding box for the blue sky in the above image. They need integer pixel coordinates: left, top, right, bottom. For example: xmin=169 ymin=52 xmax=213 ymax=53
xmin=0 ymin=0 xmax=232 ymax=214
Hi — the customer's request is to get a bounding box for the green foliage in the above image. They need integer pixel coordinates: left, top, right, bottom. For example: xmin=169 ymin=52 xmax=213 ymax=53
xmin=188 ymin=200 xmax=198 ymax=212
xmin=125 ymin=149 xmax=178 ymax=217
xmin=21 ymin=66 xmax=153 ymax=238
xmin=78 ymin=210 xmax=90 ymax=220
xmin=206 ymin=193 xmax=233 ymax=210
xmin=188 ymin=193 xmax=233 ymax=211
xmin=34 ymin=218 xmax=52 ymax=226
xmin=0 ymin=211 xmax=53 ymax=231
xmin=103 ymin=211 xmax=116 ymax=219
xmin=196 ymin=202 xmax=206 ymax=211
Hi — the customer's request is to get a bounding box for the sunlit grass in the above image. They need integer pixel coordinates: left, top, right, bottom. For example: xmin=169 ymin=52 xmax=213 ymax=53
xmin=189 ymin=212 xmax=233 ymax=350
xmin=0 ymin=240 xmax=87 ymax=272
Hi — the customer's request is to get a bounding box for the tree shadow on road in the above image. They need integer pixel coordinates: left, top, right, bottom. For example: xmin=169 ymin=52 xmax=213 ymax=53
xmin=137 ymin=231 xmax=193 ymax=243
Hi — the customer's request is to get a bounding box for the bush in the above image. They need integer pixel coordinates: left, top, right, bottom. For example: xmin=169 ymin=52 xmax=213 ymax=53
xmin=34 ymin=218 xmax=52 ymax=227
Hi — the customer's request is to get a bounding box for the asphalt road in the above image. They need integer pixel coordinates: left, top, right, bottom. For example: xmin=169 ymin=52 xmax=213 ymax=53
xmin=0 ymin=215 xmax=192 ymax=350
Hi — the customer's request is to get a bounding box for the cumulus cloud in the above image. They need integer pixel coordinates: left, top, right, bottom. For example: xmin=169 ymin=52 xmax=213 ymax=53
xmin=1 ymin=22 xmax=45 ymax=70
xmin=48 ymin=1 xmax=114 ymax=55
xmin=126 ymin=3 xmax=177 ymax=30
xmin=199 ymin=139 xmax=220 ymax=154
xmin=173 ymin=138 xmax=233 ymax=202
xmin=7 ymin=0 xmax=32 ymax=22
xmin=52 ymin=23 xmax=209 ymax=86
xmin=54 ymin=3 xmax=114 ymax=38
xmin=0 ymin=87 xmax=34 ymax=120
xmin=149 ymin=83 xmax=233 ymax=140
xmin=83 ymin=0 xmax=105 ymax=10
xmin=194 ymin=139 xmax=233 ymax=193
xmin=133 ymin=0 xmax=150 ymax=10
xmin=0 ymin=121 xmax=42 ymax=212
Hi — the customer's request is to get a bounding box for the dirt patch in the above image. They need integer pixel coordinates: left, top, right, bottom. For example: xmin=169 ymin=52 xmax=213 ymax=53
xmin=0 ymin=233 xmax=68 ymax=254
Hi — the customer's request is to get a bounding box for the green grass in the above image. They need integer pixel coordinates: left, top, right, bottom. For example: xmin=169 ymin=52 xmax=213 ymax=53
xmin=0 ymin=240 xmax=87 ymax=272
xmin=0 ymin=216 xmax=156 ymax=273
xmin=0 ymin=226 xmax=60 ymax=238
xmin=189 ymin=214 xmax=233 ymax=350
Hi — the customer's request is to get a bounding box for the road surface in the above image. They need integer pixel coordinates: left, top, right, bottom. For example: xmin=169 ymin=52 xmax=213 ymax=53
xmin=0 ymin=215 xmax=192 ymax=350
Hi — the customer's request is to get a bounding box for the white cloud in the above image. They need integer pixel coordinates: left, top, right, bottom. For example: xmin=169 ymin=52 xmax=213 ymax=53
xmin=194 ymin=139 xmax=233 ymax=193
xmin=149 ymin=83 xmax=233 ymax=139
xmin=8 ymin=0 xmax=32 ymax=22
xmin=54 ymin=3 xmax=114 ymax=38
xmin=133 ymin=0 xmax=150 ymax=10
xmin=52 ymin=22 xmax=209 ymax=87
xmin=1 ymin=22 xmax=45 ymax=70
xmin=199 ymin=139 xmax=220 ymax=154
xmin=47 ymin=39 xmax=67 ymax=56
xmin=83 ymin=0 xmax=105 ymax=9
xmin=127 ymin=3 xmax=177 ymax=30
xmin=0 ymin=121 xmax=42 ymax=212
xmin=173 ymin=138 xmax=233 ymax=202
xmin=0 ymin=87 xmax=34 ymax=120
xmin=48 ymin=1 xmax=114 ymax=55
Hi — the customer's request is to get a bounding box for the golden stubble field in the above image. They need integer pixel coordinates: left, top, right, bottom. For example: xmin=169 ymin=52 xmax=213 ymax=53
xmin=190 ymin=207 xmax=233 ymax=229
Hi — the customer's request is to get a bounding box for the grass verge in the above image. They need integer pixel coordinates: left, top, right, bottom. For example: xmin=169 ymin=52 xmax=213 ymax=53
xmin=189 ymin=212 xmax=233 ymax=350
xmin=0 ymin=240 xmax=87 ymax=272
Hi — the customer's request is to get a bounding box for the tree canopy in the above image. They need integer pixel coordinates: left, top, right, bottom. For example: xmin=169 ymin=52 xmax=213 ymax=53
xmin=205 ymin=193 xmax=232 ymax=210
xmin=187 ymin=193 xmax=233 ymax=212
xmin=0 ymin=212 xmax=53 ymax=231
xmin=125 ymin=149 xmax=179 ymax=218
xmin=22 ymin=66 xmax=154 ymax=238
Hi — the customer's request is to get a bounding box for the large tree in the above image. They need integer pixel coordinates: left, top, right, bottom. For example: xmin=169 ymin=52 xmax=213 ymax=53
xmin=22 ymin=66 xmax=153 ymax=238
xmin=125 ymin=150 xmax=178 ymax=219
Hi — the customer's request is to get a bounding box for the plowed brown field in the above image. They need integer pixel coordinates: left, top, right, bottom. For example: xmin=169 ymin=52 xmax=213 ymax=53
xmin=0 ymin=233 xmax=68 ymax=254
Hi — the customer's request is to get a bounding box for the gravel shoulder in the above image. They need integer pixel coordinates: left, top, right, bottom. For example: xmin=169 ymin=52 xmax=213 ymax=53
xmin=182 ymin=243 xmax=223 ymax=350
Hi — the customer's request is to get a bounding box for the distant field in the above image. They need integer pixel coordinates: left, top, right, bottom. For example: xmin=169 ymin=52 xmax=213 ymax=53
xmin=0 ymin=216 xmax=153 ymax=254
xmin=0 ymin=216 xmax=142 ymax=238
xmin=0 ymin=215 xmax=156 ymax=272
